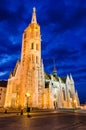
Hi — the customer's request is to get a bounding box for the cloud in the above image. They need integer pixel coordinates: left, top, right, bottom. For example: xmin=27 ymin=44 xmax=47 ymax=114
xmin=0 ymin=71 xmax=8 ymax=76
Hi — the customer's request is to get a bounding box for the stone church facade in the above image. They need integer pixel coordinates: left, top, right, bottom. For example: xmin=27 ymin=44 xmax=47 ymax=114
xmin=4 ymin=8 xmax=80 ymax=109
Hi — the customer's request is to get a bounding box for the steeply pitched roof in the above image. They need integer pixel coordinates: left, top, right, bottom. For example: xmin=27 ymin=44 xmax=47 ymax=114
xmin=53 ymin=75 xmax=59 ymax=81
xmin=44 ymin=73 xmax=51 ymax=80
xmin=60 ymin=76 xmax=67 ymax=83
xmin=44 ymin=73 xmax=59 ymax=81
xmin=45 ymin=73 xmax=67 ymax=83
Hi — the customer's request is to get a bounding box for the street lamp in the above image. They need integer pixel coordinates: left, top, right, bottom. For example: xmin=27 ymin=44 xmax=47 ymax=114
xmin=26 ymin=92 xmax=30 ymax=112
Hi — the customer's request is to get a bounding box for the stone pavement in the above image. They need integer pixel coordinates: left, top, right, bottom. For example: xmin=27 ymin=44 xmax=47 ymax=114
xmin=0 ymin=108 xmax=86 ymax=118
xmin=0 ymin=110 xmax=86 ymax=130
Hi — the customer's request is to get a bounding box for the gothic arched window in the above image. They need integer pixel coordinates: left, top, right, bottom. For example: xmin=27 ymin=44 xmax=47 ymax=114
xmin=31 ymin=43 xmax=34 ymax=49
xmin=69 ymin=90 xmax=72 ymax=98
xmin=32 ymin=55 xmax=35 ymax=62
xmin=63 ymin=89 xmax=66 ymax=101
xmin=36 ymin=56 xmax=38 ymax=63
xmin=36 ymin=44 xmax=39 ymax=50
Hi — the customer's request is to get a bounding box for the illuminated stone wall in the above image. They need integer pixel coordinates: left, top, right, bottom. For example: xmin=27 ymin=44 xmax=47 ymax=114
xmin=45 ymin=74 xmax=80 ymax=109
xmin=5 ymin=8 xmax=44 ymax=109
xmin=0 ymin=86 xmax=6 ymax=107
xmin=4 ymin=8 xmax=80 ymax=109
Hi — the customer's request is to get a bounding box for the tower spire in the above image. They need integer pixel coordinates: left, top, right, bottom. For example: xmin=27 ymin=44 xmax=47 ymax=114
xmin=53 ymin=59 xmax=57 ymax=76
xmin=31 ymin=7 xmax=37 ymax=23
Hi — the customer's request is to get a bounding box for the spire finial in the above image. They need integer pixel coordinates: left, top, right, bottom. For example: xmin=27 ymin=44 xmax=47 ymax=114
xmin=33 ymin=7 xmax=36 ymax=13
xmin=31 ymin=7 xmax=37 ymax=23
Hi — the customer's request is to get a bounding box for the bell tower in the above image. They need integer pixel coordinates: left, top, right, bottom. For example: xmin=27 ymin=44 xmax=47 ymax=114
xmin=21 ymin=7 xmax=41 ymax=68
xmin=20 ymin=7 xmax=41 ymax=108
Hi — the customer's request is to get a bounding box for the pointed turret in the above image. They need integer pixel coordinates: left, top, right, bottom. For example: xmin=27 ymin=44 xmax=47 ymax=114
xmin=75 ymin=91 xmax=80 ymax=107
xmin=53 ymin=60 xmax=57 ymax=76
xmin=53 ymin=66 xmax=57 ymax=76
xmin=9 ymin=71 xmax=13 ymax=78
xmin=66 ymin=75 xmax=70 ymax=85
xmin=70 ymin=73 xmax=74 ymax=83
xmin=31 ymin=7 xmax=37 ymax=24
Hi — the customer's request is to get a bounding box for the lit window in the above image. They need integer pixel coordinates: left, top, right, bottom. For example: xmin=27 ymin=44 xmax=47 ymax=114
xmin=36 ymin=44 xmax=39 ymax=50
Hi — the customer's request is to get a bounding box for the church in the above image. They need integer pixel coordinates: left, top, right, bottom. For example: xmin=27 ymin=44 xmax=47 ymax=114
xmin=4 ymin=8 xmax=80 ymax=109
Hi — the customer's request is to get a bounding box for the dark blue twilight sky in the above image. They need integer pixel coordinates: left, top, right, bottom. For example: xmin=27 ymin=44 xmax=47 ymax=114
xmin=0 ymin=0 xmax=86 ymax=103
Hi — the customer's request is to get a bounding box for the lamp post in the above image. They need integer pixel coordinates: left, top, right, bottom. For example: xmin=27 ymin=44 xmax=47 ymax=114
xmin=26 ymin=93 xmax=30 ymax=112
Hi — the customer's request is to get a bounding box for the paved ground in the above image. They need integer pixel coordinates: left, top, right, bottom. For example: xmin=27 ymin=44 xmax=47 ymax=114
xmin=0 ymin=110 xmax=86 ymax=130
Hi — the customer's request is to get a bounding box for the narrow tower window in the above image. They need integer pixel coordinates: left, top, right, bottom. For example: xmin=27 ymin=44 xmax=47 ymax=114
xmin=31 ymin=43 xmax=34 ymax=49
xmin=32 ymin=54 xmax=34 ymax=62
xmin=69 ymin=90 xmax=72 ymax=98
xmin=36 ymin=56 xmax=38 ymax=63
xmin=36 ymin=44 xmax=39 ymax=50
xmin=63 ymin=89 xmax=66 ymax=101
